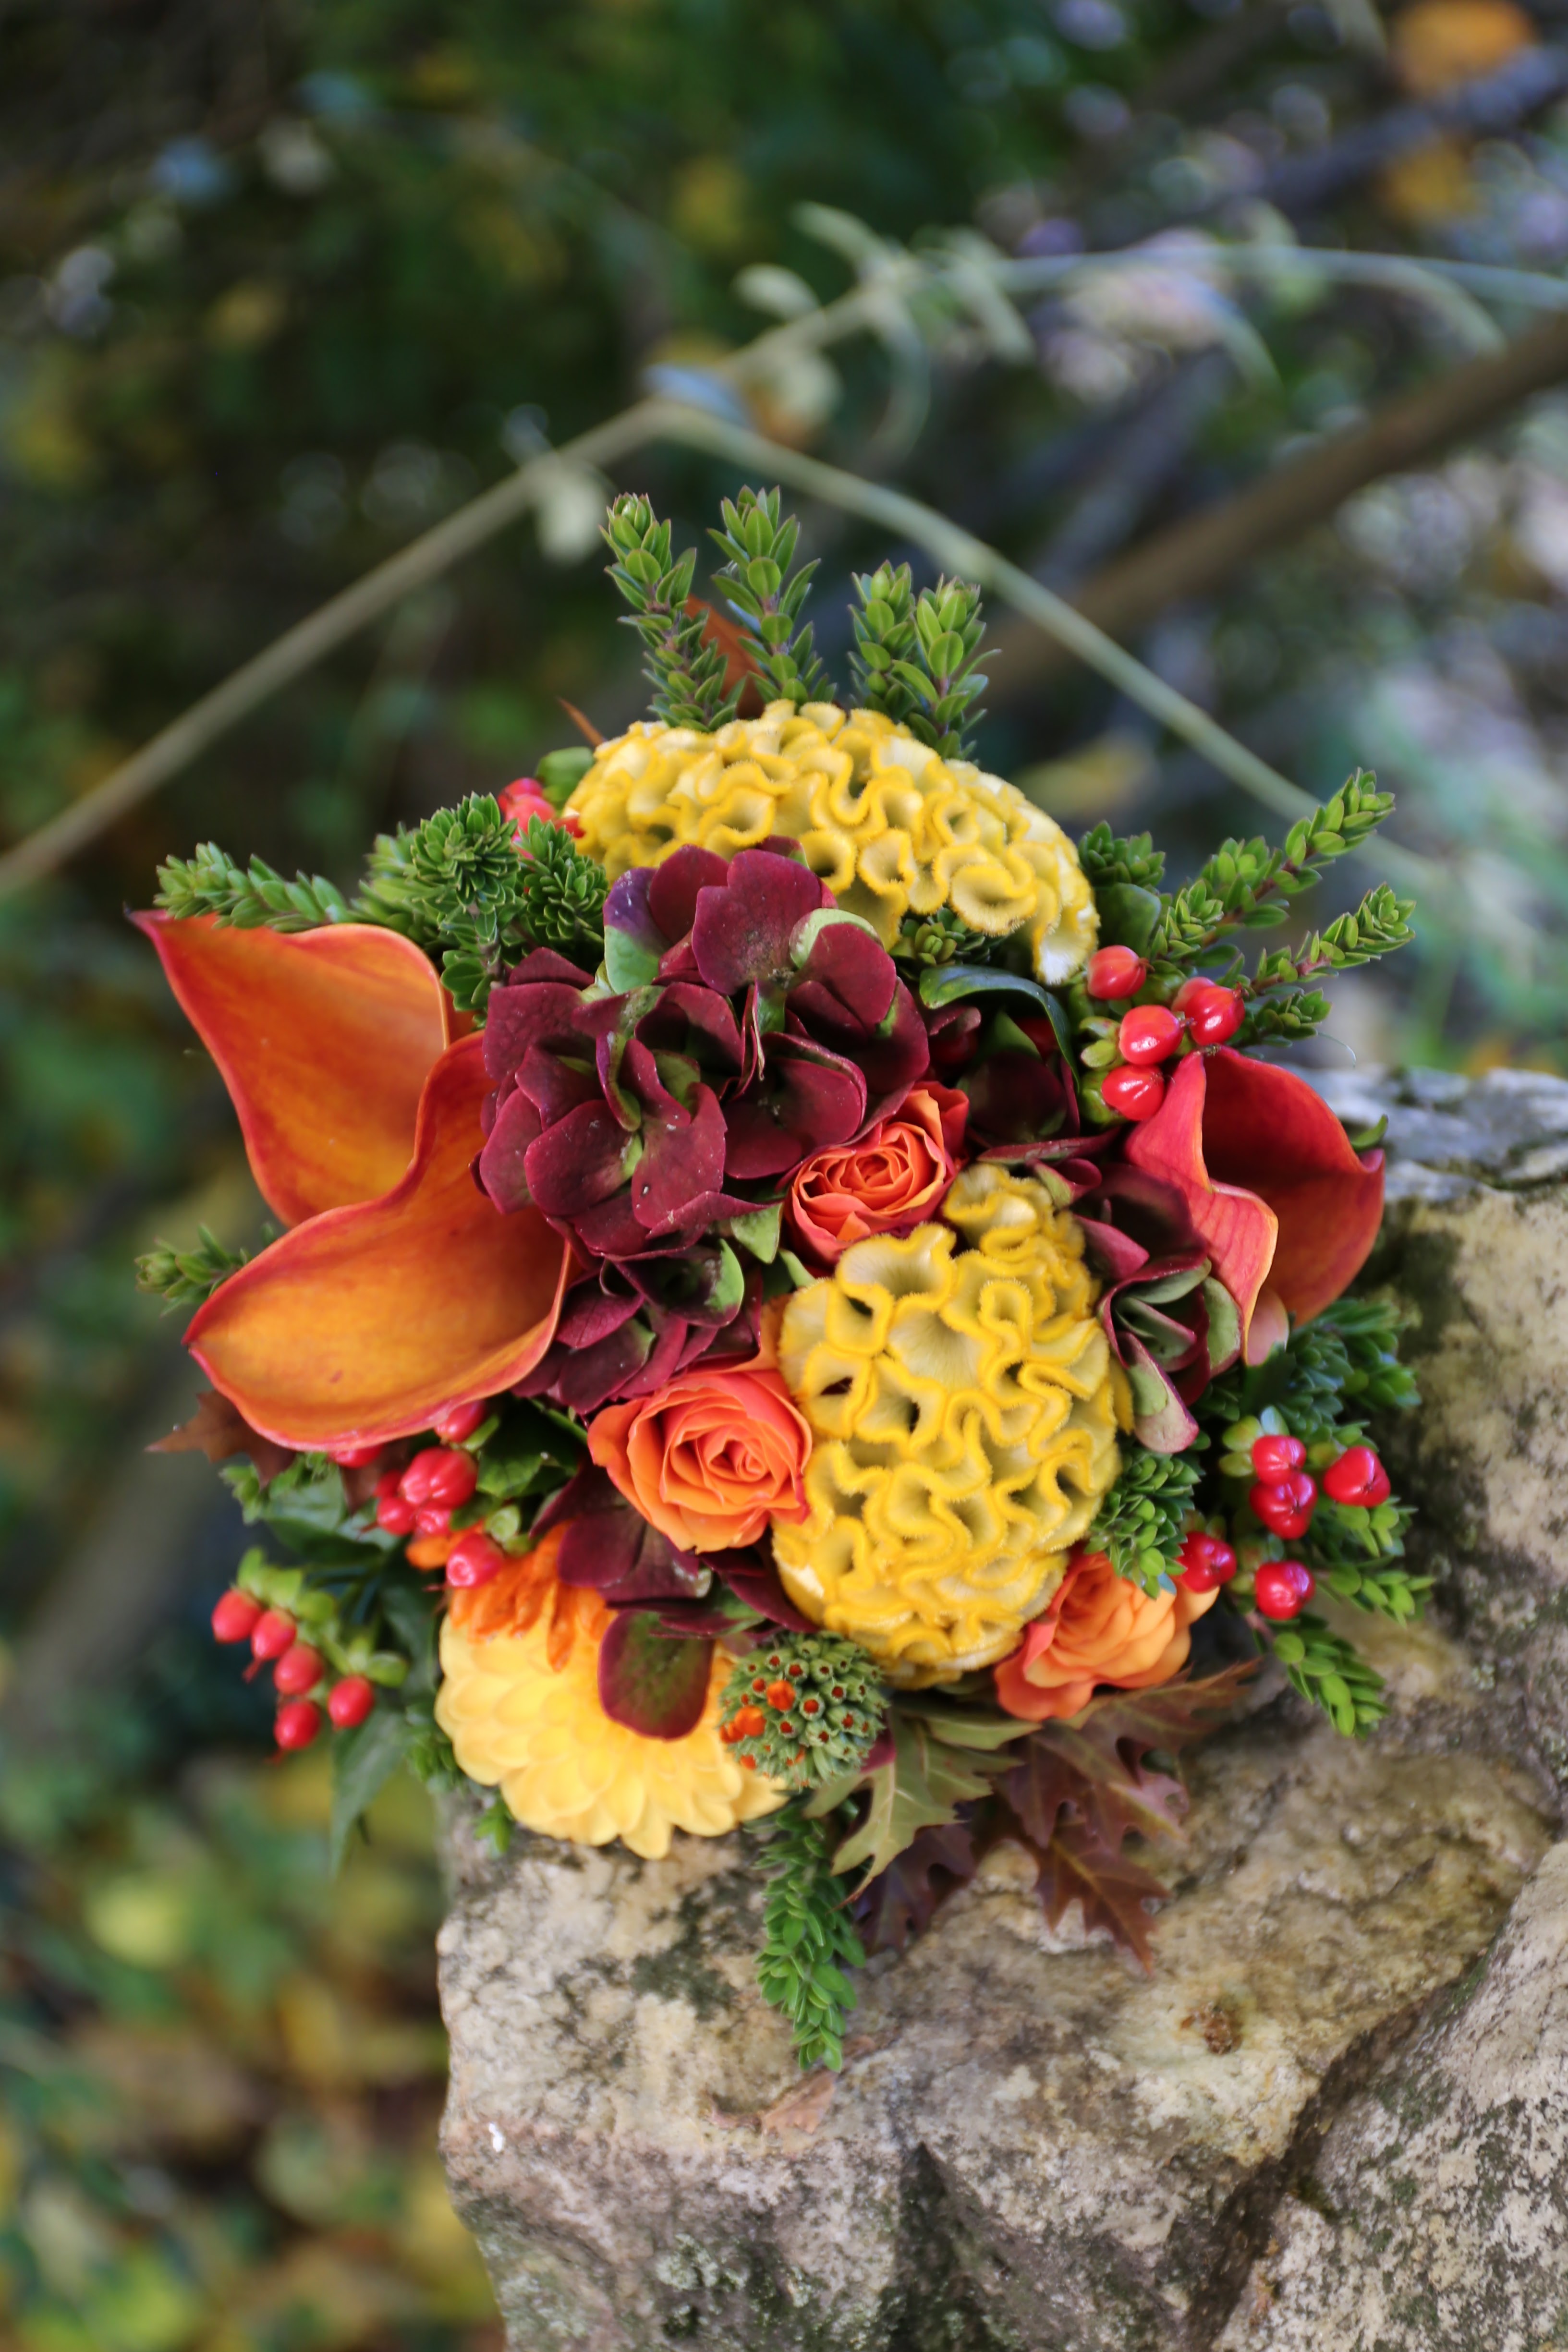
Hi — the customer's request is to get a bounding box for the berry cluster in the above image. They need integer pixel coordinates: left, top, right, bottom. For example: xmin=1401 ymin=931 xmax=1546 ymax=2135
xmin=1084 ymin=949 xmax=1245 ymax=1123
xmin=212 ymin=1579 xmax=386 ymax=1750
xmin=719 ymin=1633 xmax=888 ymax=1791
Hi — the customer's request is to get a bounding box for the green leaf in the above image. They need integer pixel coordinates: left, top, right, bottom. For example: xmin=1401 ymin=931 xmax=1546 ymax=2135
xmin=329 ymin=1707 xmax=412 ymax=1873
xmin=831 ymin=1716 xmax=1002 ymax=1891
xmin=535 ymin=746 xmax=594 ymax=804
xmin=1094 ymin=882 xmax=1161 ymax=956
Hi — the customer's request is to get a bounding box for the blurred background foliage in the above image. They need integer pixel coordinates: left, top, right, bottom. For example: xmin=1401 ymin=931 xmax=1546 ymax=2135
xmin=4 ymin=0 xmax=1568 ymax=2339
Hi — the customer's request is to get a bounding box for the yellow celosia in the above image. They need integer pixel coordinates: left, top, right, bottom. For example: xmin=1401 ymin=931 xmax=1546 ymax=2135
xmin=772 ymin=1164 xmax=1125 ymax=1682
xmin=566 ymin=701 xmax=1097 ymax=983
xmin=436 ymin=1586 xmax=782 ymax=1859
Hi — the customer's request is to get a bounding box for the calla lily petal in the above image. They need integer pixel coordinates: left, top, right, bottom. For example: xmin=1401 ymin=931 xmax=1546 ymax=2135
xmin=134 ymin=913 xmax=450 ymax=1224
xmin=1125 ymin=1048 xmax=1383 ymax=1351
xmin=186 ymin=1036 xmax=572 ymax=1446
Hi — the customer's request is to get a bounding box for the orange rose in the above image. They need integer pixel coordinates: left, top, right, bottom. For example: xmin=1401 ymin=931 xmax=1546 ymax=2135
xmin=995 ymin=1548 xmax=1218 ymax=1722
xmin=787 ymin=1082 xmax=968 ymax=1265
xmin=587 ymin=1359 xmax=812 ymax=1552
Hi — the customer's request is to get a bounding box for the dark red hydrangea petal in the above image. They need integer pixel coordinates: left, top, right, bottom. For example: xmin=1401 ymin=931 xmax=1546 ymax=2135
xmin=556 ymin=1276 xmax=642 ymax=1350
xmin=523 ymin=1101 xmax=642 ymax=1216
xmin=516 ymin=1042 xmax=601 ymax=1128
xmin=483 ymin=977 xmax=594 ymax=1084
xmin=690 ymin=850 xmax=831 ymax=996
xmin=960 ymin=1051 xmax=1070 ymax=1146
xmin=508 ymin=946 xmax=596 ymax=987
xmin=597 ymin=1611 xmax=713 ymax=1739
xmin=631 ymin=1085 xmax=728 ymax=1230
xmin=924 ymin=1001 xmax=983 ymax=1078
xmin=601 ymin=868 xmax=667 ymax=986
xmin=647 ymin=846 xmax=730 ymax=945
xmin=723 ymin=1039 xmax=866 ymax=1179
xmin=477 ymin=1086 xmax=543 ymax=1212
xmin=709 ymin=1547 xmax=818 ymax=1631
xmin=558 ymin=1505 xmax=708 ymax=1604
xmin=567 ymin=1189 xmax=656 ymax=1261
xmin=641 ymin=982 xmax=743 ymax=1074
xmin=792 ymin=918 xmax=897 ymax=1030
xmin=515 ymin=1316 xmax=656 ymax=1412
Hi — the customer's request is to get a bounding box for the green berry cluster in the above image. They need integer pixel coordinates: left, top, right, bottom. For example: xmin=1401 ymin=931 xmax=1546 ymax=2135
xmin=720 ymin=1632 xmax=888 ymax=1792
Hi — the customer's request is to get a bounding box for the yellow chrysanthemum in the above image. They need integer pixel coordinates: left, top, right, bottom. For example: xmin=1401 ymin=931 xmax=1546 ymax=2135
xmin=771 ymin=1164 xmax=1125 ymax=1682
xmin=565 ymin=701 xmax=1097 ymax=983
xmin=436 ymin=1569 xmax=782 ymax=1859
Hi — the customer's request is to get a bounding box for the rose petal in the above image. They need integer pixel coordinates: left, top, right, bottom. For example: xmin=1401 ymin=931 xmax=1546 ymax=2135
xmin=186 ymin=1035 xmax=572 ymax=1446
xmin=134 ymin=913 xmax=448 ymax=1224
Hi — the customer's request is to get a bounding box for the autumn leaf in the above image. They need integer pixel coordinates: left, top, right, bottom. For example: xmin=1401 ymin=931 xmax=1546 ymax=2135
xmin=1018 ymin=1818 xmax=1172 ymax=1971
xmin=854 ymin=1819 xmax=979 ymax=1956
xmin=831 ymin=1715 xmax=1005 ymax=1892
xmin=150 ymin=1389 xmax=294 ymax=1484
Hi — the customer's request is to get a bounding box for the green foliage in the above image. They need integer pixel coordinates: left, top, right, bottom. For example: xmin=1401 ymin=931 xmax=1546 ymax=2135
xmin=1077 ymin=826 xmax=1167 ymax=894
xmin=1267 ymin=1612 xmax=1388 ymax=1736
xmin=1237 ymin=884 xmax=1417 ymax=1047
xmin=719 ymin=1631 xmax=887 ymax=1791
xmin=848 ymin=565 xmax=990 ymax=761
xmin=357 ymin=796 xmax=608 ymax=1014
xmin=134 ymin=1224 xmax=251 ymax=1309
xmin=1153 ymin=773 xmax=1399 ymax=965
xmin=709 ymin=486 xmax=833 ymax=707
xmin=1089 ymin=1446 xmax=1205 ymax=1594
xmin=893 ymin=905 xmax=1019 ymax=968
xmin=753 ymin=1805 xmax=866 ymax=2072
xmin=603 ymin=492 xmax=738 ymax=730
xmin=154 ymin=843 xmax=354 ymax=931
xmin=1210 ymin=1297 xmax=1419 ymax=1445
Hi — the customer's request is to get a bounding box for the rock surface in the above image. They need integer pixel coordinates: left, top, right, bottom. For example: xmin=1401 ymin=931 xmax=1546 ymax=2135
xmin=439 ymin=1066 xmax=1568 ymax=2352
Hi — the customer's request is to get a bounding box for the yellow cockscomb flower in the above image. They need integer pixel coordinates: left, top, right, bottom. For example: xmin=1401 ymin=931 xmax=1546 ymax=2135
xmin=565 ymin=701 xmax=1097 ymax=982
xmin=435 ymin=1543 xmax=783 ymax=1858
xmin=772 ymin=1164 xmax=1125 ymax=1682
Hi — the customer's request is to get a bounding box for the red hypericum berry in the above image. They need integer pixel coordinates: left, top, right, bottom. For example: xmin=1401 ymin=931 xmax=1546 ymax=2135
xmin=433 ymin=1398 xmax=486 ymax=1445
xmin=250 ymin=1608 xmax=296 ymax=1663
xmin=399 ymin=1447 xmax=477 ymax=1509
xmin=1251 ymin=1432 xmax=1307 ymax=1483
xmin=445 ymin=1530 xmax=507 ymax=1589
xmin=414 ymin=1503 xmax=452 ymax=1539
xmin=328 ymin=1675 xmax=375 ymax=1731
xmin=1118 ymin=1005 xmax=1185 ymax=1066
xmin=1255 ymin=1560 xmax=1315 ymax=1620
xmin=275 ymin=1699 xmax=322 ymax=1751
xmin=1176 ymin=1531 xmax=1238 ymax=1593
xmin=1250 ymin=1471 xmax=1318 ymax=1539
xmin=1101 ymin=1064 xmax=1167 ymax=1121
xmin=327 ymin=1440 xmax=382 ymax=1468
xmin=273 ymin=1640 xmax=325 ymax=1697
xmin=1086 ymin=946 xmax=1148 ymax=1001
xmin=212 ymin=1589 xmax=262 ymax=1644
xmin=1322 ymin=1444 xmax=1392 ymax=1507
xmin=376 ymin=1492 xmax=417 ymax=1536
xmin=1172 ymin=976 xmax=1213 ymax=1014
xmin=1185 ymin=984 xmax=1244 ymax=1047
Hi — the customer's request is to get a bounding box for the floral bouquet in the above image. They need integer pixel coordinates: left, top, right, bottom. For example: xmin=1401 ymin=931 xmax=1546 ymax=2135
xmin=137 ymin=489 xmax=1421 ymax=2070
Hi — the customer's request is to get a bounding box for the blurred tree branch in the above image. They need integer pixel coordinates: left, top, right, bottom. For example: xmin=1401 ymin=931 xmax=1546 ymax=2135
xmin=996 ymin=306 xmax=1568 ymax=683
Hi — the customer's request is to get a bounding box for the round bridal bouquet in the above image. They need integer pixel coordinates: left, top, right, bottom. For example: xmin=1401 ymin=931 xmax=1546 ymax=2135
xmin=137 ymin=489 xmax=1420 ymax=2069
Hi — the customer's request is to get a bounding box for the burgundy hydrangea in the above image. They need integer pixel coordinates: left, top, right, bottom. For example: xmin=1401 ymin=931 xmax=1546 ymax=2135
xmin=476 ymin=845 xmax=929 ymax=1266
xmin=1075 ymin=1164 xmax=1243 ymax=1451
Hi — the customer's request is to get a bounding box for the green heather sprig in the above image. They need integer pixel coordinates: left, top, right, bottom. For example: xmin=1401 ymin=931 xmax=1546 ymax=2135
xmin=1267 ymin=1613 xmax=1387 ymax=1737
xmin=1088 ymin=1446 xmax=1204 ymax=1594
xmin=1076 ymin=825 xmax=1167 ymax=895
xmin=603 ymin=492 xmax=738 ymax=729
xmin=893 ymin=905 xmax=1018 ymax=969
xmin=156 ymin=845 xmax=354 ymax=931
xmin=135 ymin=1225 xmax=253 ymax=1309
xmin=752 ymin=1806 xmax=865 ymax=2071
xmin=358 ymin=798 xmax=608 ymax=1014
xmin=709 ymin=486 xmax=833 ymax=707
xmin=849 ymin=564 xmax=990 ymax=762
xmin=1233 ymin=883 xmax=1416 ymax=1046
xmin=1153 ymin=772 xmax=1396 ymax=963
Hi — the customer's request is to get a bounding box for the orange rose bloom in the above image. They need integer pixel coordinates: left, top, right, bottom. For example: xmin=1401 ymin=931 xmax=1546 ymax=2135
xmin=787 ymin=1082 xmax=968 ymax=1265
xmin=994 ymin=1547 xmax=1218 ymax=1722
xmin=588 ymin=1359 xmax=812 ymax=1552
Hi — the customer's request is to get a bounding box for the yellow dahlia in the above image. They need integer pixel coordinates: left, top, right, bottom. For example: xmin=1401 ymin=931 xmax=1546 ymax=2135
xmin=435 ymin=1545 xmax=783 ymax=1859
xmin=771 ymin=1164 xmax=1125 ymax=1682
xmin=565 ymin=701 xmax=1097 ymax=983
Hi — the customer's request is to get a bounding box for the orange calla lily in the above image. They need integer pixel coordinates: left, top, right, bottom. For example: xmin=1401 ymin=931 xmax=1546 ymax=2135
xmin=132 ymin=913 xmax=451 ymax=1224
xmin=1124 ymin=1047 xmax=1384 ymax=1361
xmin=184 ymin=1034 xmax=572 ymax=1447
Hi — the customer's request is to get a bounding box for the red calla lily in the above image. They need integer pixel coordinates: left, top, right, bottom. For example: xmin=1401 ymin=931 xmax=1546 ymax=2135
xmin=133 ymin=913 xmax=452 ymax=1222
xmin=137 ymin=916 xmax=571 ymax=1446
xmin=1124 ymin=1048 xmax=1383 ymax=1360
